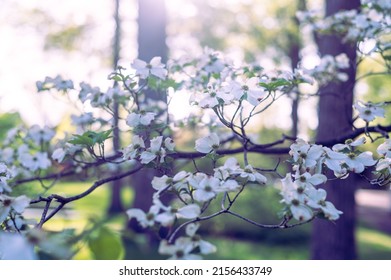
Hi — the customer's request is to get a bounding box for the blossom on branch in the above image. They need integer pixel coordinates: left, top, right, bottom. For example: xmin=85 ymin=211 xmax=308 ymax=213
xmin=195 ymin=133 xmax=220 ymax=154
xmin=131 ymin=57 xmax=167 ymax=80
xmin=353 ymin=101 xmax=385 ymax=122
xmin=0 ymin=195 xmax=30 ymax=224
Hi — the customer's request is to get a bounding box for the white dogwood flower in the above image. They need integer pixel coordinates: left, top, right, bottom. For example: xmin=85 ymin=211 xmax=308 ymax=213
xmin=126 ymin=204 xmax=160 ymax=228
xmin=192 ymin=176 xmax=220 ymax=202
xmin=306 ymin=188 xmax=343 ymax=220
xmin=122 ymin=135 xmax=145 ymax=160
xmin=344 ymin=151 xmax=376 ymax=173
xmin=140 ymin=136 xmax=166 ymax=164
xmin=238 ymin=165 xmax=267 ymax=184
xmin=126 ymin=112 xmax=156 ymax=127
xmin=0 ymin=195 xmax=30 ymax=223
xmin=353 ymin=101 xmax=385 ymax=122
xmin=131 ymin=57 xmax=167 ymax=80
xmin=155 ymin=204 xmax=200 ymax=227
xmin=377 ymin=139 xmax=391 ymax=158
xmin=195 ymin=133 xmax=220 ymax=153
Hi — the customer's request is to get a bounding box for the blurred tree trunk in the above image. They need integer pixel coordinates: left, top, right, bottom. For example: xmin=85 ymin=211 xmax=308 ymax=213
xmin=289 ymin=0 xmax=306 ymax=138
xmin=311 ymin=0 xmax=360 ymax=260
xmin=128 ymin=0 xmax=168 ymax=232
xmin=107 ymin=0 xmax=124 ymax=214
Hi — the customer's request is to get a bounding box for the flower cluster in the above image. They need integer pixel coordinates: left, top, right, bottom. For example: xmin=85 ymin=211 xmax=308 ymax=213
xmin=36 ymin=75 xmax=74 ymax=92
xmin=0 ymin=3 xmax=390 ymax=260
xmin=302 ymin=53 xmax=350 ymax=85
xmin=280 ymin=173 xmax=341 ymax=221
xmin=281 ymin=137 xmax=379 ymax=221
xmin=79 ymin=83 xmax=130 ymax=108
xmin=297 ymin=1 xmax=390 ymax=44
xmin=0 ymin=125 xmax=55 ymax=177
xmin=353 ymin=101 xmax=385 ymax=123
xmin=122 ymin=135 xmax=175 ymax=165
xmin=126 ymin=156 xmax=267 ymax=258
xmin=158 ymin=223 xmax=216 ymax=260
xmin=375 ymin=139 xmax=391 ymax=185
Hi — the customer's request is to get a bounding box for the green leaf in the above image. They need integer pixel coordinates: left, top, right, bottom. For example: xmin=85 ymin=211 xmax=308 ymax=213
xmin=68 ymin=129 xmax=112 ymax=147
xmin=259 ymin=78 xmax=291 ymax=91
xmin=204 ymin=152 xmax=222 ymax=161
xmin=108 ymin=73 xmax=123 ymax=82
xmin=68 ymin=133 xmax=95 ymax=146
xmin=88 ymin=227 xmax=124 ymax=260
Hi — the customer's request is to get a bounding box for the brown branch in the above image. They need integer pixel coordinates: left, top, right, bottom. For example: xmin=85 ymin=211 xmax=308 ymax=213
xmin=30 ymin=164 xmax=143 ymax=226
xmin=172 ymin=124 xmax=391 ymax=159
xmin=13 ymin=152 xmax=123 ymax=186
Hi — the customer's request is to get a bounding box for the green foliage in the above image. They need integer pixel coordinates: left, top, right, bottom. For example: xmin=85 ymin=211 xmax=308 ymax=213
xmin=68 ymin=129 xmax=112 ymax=147
xmin=259 ymin=78 xmax=291 ymax=92
xmin=45 ymin=25 xmax=86 ymax=51
xmin=88 ymin=226 xmax=124 ymax=260
xmin=0 ymin=112 xmax=23 ymax=141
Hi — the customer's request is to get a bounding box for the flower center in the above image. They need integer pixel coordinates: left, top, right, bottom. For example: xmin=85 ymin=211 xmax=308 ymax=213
xmin=364 ymin=109 xmax=372 ymax=115
xmin=146 ymin=213 xmax=155 ymax=221
xmin=348 ymin=152 xmax=356 ymax=159
xmin=297 ymin=187 xmax=305 ymax=194
xmin=176 ymin=250 xmax=185 ymax=258
xmin=3 ymin=199 xmax=12 ymax=207
xmin=191 ymin=234 xmax=201 ymax=242
xmin=292 ymin=199 xmax=300 ymax=206
xmin=319 ymin=200 xmax=326 ymax=207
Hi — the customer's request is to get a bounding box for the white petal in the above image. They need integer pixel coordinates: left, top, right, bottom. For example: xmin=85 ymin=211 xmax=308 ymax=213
xmin=0 ymin=233 xmax=37 ymax=260
xmin=199 ymin=240 xmax=217 ymax=254
xmin=131 ymin=58 xmax=147 ymax=69
xmin=126 ymin=113 xmax=140 ymax=127
xmin=193 ymin=189 xmax=216 ymax=202
xmin=139 ymin=112 xmax=155 ymax=125
xmin=351 ymin=137 xmax=366 ymax=146
xmin=52 ymin=148 xmax=66 ymax=163
xmin=185 ymin=223 xmax=200 ymax=237
xmin=150 ymin=136 xmax=163 ymax=152
xmin=173 ymin=171 xmax=188 ymax=181
xmin=151 ymin=68 xmax=168 ymax=80
xmin=356 ymin=151 xmax=376 ymax=166
xmin=254 ymin=172 xmax=267 ymax=184
xmin=12 ymin=196 xmax=31 ymax=213
xmin=140 ymin=152 xmax=156 ymax=164
xmin=151 ymin=175 xmax=170 ymax=190
xmin=164 ymin=137 xmax=176 ymax=151
xmin=308 ymin=174 xmax=327 ymax=186
xmin=126 ymin=208 xmax=146 ymax=220
xmin=155 ymin=212 xmax=175 ymax=227
xmin=150 ymin=56 xmax=163 ymax=67
xmin=290 ymin=205 xmax=313 ymax=221
xmin=177 ymin=204 xmax=201 ymax=219
xmin=0 ymin=205 xmax=10 ymax=224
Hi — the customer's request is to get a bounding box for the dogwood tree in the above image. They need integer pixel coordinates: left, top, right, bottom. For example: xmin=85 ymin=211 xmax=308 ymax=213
xmin=0 ymin=0 xmax=390 ymax=259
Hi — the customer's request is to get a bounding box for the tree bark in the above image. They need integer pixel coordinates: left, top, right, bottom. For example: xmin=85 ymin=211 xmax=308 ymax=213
xmin=107 ymin=0 xmax=124 ymax=214
xmin=311 ymin=0 xmax=360 ymax=260
xmin=128 ymin=0 xmax=168 ymax=233
xmin=289 ymin=0 xmax=306 ymax=138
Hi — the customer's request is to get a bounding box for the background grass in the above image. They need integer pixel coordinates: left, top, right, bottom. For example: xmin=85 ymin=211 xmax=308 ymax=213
xmin=21 ymin=180 xmax=391 ymax=260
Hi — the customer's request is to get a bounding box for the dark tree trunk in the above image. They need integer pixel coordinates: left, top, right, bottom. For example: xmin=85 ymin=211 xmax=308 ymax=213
xmin=289 ymin=0 xmax=306 ymax=138
xmin=311 ymin=0 xmax=360 ymax=260
xmin=107 ymin=0 xmax=124 ymax=214
xmin=128 ymin=0 xmax=167 ymax=233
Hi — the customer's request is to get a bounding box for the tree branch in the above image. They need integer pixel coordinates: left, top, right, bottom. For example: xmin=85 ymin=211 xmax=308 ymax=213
xmin=30 ymin=164 xmax=143 ymax=226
